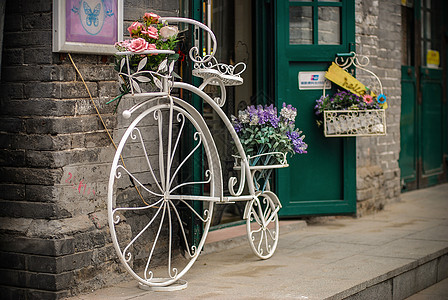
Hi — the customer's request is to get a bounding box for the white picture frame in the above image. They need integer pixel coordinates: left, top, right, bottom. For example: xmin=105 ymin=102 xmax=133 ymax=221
xmin=53 ymin=0 xmax=123 ymax=54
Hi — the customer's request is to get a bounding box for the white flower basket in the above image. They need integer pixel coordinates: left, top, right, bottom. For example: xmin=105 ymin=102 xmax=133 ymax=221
xmin=324 ymin=109 xmax=386 ymax=137
xmin=233 ymin=152 xmax=289 ymax=171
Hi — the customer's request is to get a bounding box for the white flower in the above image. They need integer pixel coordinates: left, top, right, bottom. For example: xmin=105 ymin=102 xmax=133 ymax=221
xmin=280 ymin=107 xmax=297 ymax=121
xmin=159 ymin=26 xmax=178 ymax=39
xmin=249 ymin=115 xmax=259 ymax=125
xmin=238 ymin=110 xmax=250 ymax=123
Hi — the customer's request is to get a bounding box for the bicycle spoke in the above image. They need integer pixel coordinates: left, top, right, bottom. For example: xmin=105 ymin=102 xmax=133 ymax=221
xmin=131 ymin=127 xmax=163 ymax=193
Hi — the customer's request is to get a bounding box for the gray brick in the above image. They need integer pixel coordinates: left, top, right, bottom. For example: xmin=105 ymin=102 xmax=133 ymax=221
xmin=74 ymin=65 xmax=116 ymax=82
xmin=25 ymin=116 xmax=110 ymax=135
xmin=4 ymin=133 xmax=70 ymax=151
xmin=85 ymin=131 xmax=115 ymax=148
xmin=25 ymin=151 xmax=59 ymax=168
xmin=99 ymin=81 xmax=121 ymax=104
xmin=0 ymin=184 xmax=25 ymax=200
xmin=0 ymin=200 xmax=71 ymax=219
xmin=6 ymin=0 xmax=52 ymax=13
xmin=28 ymin=270 xmax=74 ymax=291
xmin=3 ymin=65 xmax=76 ymax=82
xmin=75 ymin=97 xmax=115 ymax=116
xmin=24 ymin=47 xmax=54 ymax=64
xmin=0 ymin=286 xmax=27 ymax=300
xmin=25 ymin=185 xmax=58 ymax=202
xmin=0 ymin=83 xmax=25 ymax=99
xmin=0 ymin=235 xmax=75 ymax=256
xmin=0 ymin=167 xmax=63 ymax=185
xmin=0 ymin=251 xmax=27 ymax=270
xmin=28 ymin=250 xmax=94 ymax=273
xmin=23 ymin=12 xmax=52 ymax=30
xmin=61 ymin=53 xmax=99 ymax=65
xmin=2 ymin=49 xmax=24 ymax=65
xmin=70 ymin=133 xmax=86 ymax=148
xmin=73 ymin=230 xmax=107 ymax=252
xmin=3 ymin=13 xmax=22 ymax=31
xmin=0 ymin=118 xmax=25 ymax=133
xmin=4 ymin=31 xmax=52 ymax=48
xmin=27 ymin=289 xmax=70 ymax=300
xmin=0 ymin=149 xmax=25 ymax=167
xmin=2 ymin=99 xmax=75 ymax=117
xmin=25 ymin=82 xmax=98 ymax=99
xmin=25 ymin=149 xmax=101 ymax=168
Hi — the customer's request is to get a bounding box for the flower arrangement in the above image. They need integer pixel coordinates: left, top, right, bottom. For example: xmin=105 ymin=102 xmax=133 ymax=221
xmin=110 ymin=12 xmax=180 ymax=106
xmin=231 ymin=103 xmax=308 ymax=165
xmin=314 ymin=90 xmax=386 ymax=127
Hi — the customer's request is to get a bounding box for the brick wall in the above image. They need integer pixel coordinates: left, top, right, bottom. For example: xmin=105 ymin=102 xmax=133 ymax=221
xmin=355 ymin=0 xmax=402 ymax=216
xmin=0 ymin=1 xmax=178 ymax=298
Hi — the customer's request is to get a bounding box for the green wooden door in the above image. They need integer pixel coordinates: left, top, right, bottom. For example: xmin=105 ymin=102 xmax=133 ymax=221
xmin=275 ymin=0 xmax=356 ymax=216
xmin=399 ymin=0 xmax=447 ymax=191
xmin=420 ymin=67 xmax=446 ymax=186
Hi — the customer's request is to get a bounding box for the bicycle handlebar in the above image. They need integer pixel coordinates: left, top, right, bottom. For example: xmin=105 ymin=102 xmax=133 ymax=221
xmin=160 ymin=17 xmax=217 ymax=65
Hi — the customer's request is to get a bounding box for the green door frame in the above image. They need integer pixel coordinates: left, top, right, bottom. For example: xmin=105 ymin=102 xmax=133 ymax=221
xmin=275 ymin=0 xmax=357 ymax=216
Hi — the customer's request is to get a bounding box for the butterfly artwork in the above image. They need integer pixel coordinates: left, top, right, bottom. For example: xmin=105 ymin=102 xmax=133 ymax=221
xmin=72 ymin=0 xmax=109 ymax=36
xmin=83 ymin=2 xmax=101 ymax=27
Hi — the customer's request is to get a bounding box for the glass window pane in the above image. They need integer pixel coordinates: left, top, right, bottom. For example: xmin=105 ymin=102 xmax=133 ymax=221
xmin=318 ymin=0 xmax=341 ymax=2
xmin=425 ymin=11 xmax=431 ymax=39
xmin=290 ymin=0 xmax=312 ymax=2
xmin=318 ymin=6 xmax=341 ymax=44
xmin=289 ymin=6 xmax=313 ymax=44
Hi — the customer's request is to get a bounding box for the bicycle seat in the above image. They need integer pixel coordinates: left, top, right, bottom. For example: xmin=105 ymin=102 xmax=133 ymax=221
xmin=192 ymin=56 xmax=246 ymax=86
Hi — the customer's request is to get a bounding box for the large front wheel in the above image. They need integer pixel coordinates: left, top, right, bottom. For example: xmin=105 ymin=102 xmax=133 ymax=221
xmin=246 ymin=191 xmax=281 ymax=259
xmin=108 ymin=97 xmax=221 ymax=288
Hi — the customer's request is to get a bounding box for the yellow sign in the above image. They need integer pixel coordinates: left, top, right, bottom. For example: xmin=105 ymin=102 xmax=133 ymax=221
xmin=427 ymin=50 xmax=440 ymax=68
xmin=325 ymin=62 xmax=374 ymax=97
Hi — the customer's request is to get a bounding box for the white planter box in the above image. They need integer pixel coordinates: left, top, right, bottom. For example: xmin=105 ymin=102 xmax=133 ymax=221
xmin=324 ymin=109 xmax=387 ymax=137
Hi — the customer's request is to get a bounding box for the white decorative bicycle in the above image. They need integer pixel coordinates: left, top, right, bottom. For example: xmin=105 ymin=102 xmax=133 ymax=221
xmin=107 ymin=17 xmax=288 ymax=290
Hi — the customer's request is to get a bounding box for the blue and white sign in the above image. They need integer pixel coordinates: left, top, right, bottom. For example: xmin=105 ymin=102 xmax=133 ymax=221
xmin=298 ymin=71 xmax=331 ymax=90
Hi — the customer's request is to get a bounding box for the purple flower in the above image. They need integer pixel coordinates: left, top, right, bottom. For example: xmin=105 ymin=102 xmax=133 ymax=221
xmin=286 ymin=130 xmax=308 ymax=154
xmin=247 ymin=105 xmax=260 ymax=125
xmin=231 ymin=115 xmax=243 ymax=133
xmin=264 ymin=104 xmax=279 ymax=128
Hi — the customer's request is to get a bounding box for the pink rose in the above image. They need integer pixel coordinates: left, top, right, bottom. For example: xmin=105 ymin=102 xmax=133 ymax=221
xmin=142 ymin=26 xmax=158 ymax=40
xmin=128 ymin=38 xmax=150 ymax=53
xmin=128 ymin=22 xmax=144 ymax=36
xmin=147 ymin=43 xmax=157 ymax=51
xmin=114 ymin=39 xmax=131 ymax=51
xmin=143 ymin=12 xmax=160 ymax=24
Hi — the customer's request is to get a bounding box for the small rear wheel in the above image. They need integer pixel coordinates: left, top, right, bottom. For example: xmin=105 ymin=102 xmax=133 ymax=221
xmin=246 ymin=191 xmax=280 ymax=259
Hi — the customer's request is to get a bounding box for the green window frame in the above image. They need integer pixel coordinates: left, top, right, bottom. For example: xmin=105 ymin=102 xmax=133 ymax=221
xmin=282 ymin=0 xmax=355 ymax=61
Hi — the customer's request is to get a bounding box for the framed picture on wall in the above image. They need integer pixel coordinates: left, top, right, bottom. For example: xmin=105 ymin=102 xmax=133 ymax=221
xmin=53 ymin=0 xmax=123 ymax=54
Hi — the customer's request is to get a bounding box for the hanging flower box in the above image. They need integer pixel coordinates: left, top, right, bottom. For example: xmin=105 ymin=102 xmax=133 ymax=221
xmin=314 ymin=52 xmax=389 ymax=137
xmin=323 ymin=109 xmax=386 ymax=137
xmin=315 ymin=90 xmax=387 ymax=137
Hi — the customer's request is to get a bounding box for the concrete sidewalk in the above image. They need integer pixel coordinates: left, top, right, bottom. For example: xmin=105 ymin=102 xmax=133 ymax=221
xmin=67 ymin=183 xmax=448 ymax=300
